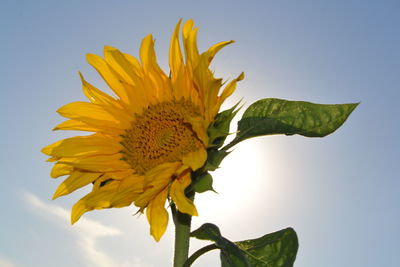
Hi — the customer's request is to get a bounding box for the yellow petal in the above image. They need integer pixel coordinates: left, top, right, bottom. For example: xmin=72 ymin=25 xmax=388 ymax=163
xmin=59 ymin=154 xmax=130 ymax=172
xmin=171 ymin=65 xmax=191 ymax=100
xmin=169 ymin=19 xmax=183 ymax=78
xmin=99 ymin=169 xmax=135 ymax=181
xmin=71 ymin=197 xmax=91 ymax=224
xmin=140 ymin=34 xmax=158 ymax=73
xmin=117 ymin=79 xmax=148 ymax=114
xmin=110 ymin=175 xmax=144 ymax=207
xmin=207 ymin=81 xmax=224 ymax=121
xmin=139 ymin=35 xmax=172 ymax=101
xmin=80 ymin=74 xmax=133 ymax=122
xmin=146 ymin=187 xmax=169 ymax=241
xmin=184 ymin=115 xmax=209 ymax=146
xmin=144 ymin=161 xmax=182 ymax=186
xmin=134 ymin=162 xmax=181 ymax=208
xmin=86 ymin=53 xmax=130 ymax=103
xmin=104 ymin=46 xmax=138 ymax=86
xmin=57 ymin=101 xmax=130 ymax=130
xmin=79 ymin=72 xmax=119 ymax=106
xmin=71 ymin=179 xmax=121 ymax=224
xmin=193 ymin=59 xmax=223 ymax=122
xmin=169 ymin=19 xmax=200 ymax=101
xmin=181 ymin=146 xmax=207 ymax=171
xmin=182 ymin=19 xmax=199 ymax=67
xmin=193 ymin=40 xmax=234 ymax=120
xmin=50 ymin=163 xmax=73 ymax=178
xmin=201 ymin=40 xmax=234 ymax=66
xmin=42 ymin=134 xmax=122 ymax=157
xmin=46 ymin=156 xmax=59 ymax=162
xmin=53 ymin=171 xmax=102 ymax=199
xmin=53 ymin=120 xmax=104 ymax=132
xmin=170 ymin=172 xmax=198 ymax=216
xmin=123 ymin=53 xmax=142 ymax=76
xmin=71 ymin=176 xmax=143 ymax=224
xmin=216 ymin=72 xmax=245 ymax=114
xmin=57 ymin=101 xmax=114 ymax=121
xmin=182 ymin=19 xmax=194 ymax=39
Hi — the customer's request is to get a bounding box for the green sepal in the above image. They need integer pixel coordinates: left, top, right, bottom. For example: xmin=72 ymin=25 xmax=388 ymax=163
xmin=191 ymin=223 xmax=251 ymax=267
xmin=192 ymin=172 xmax=216 ymax=193
xmin=225 ymin=98 xmax=359 ymax=149
xmin=208 ymin=101 xmax=242 ymax=148
xmin=190 ymin=223 xmax=222 ymax=241
xmin=190 ymin=149 xmax=230 ymax=194
xmin=204 ymin=149 xmax=231 ymax=171
xmin=235 ymin=228 xmax=298 ymax=267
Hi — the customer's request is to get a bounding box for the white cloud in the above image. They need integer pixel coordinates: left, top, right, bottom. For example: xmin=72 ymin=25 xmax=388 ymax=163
xmin=22 ymin=191 xmax=151 ymax=267
xmin=0 ymin=255 xmax=16 ymax=267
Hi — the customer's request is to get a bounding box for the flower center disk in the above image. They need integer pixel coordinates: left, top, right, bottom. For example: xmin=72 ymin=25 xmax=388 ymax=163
xmin=121 ymin=100 xmax=201 ymax=174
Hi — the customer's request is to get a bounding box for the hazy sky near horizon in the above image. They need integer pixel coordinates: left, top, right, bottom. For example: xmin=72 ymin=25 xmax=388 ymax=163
xmin=1 ymin=1 xmax=399 ymax=266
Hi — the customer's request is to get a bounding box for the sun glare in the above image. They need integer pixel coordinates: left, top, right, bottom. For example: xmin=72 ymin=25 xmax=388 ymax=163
xmin=195 ymin=140 xmax=275 ymax=223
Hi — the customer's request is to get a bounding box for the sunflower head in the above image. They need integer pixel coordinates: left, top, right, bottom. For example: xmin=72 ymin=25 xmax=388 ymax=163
xmin=42 ymin=19 xmax=243 ymax=241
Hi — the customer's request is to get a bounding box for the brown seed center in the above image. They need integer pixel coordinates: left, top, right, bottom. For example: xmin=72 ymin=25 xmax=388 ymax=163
xmin=121 ymin=100 xmax=201 ymax=174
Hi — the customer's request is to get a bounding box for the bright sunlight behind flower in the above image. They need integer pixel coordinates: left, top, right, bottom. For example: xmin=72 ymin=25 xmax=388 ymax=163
xmin=42 ymin=19 xmax=243 ymax=242
xmin=42 ymin=18 xmax=357 ymax=267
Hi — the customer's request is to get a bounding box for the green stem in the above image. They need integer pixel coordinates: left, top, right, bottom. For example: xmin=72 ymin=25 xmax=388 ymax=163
xmin=183 ymin=244 xmax=219 ymax=267
xmin=172 ymin=195 xmax=193 ymax=267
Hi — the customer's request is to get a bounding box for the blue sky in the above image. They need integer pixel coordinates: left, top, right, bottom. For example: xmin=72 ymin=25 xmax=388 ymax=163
xmin=1 ymin=0 xmax=399 ymax=266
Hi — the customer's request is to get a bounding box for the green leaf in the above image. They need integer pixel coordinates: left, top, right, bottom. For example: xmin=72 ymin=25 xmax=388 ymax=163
xmin=193 ymin=172 xmax=216 ymax=193
xmin=208 ymin=101 xmax=241 ymax=148
xmin=191 ymin=223 xmax=251 ymax=267
xmin=235 ymin=228 xmax=298 ymax=267
xmin=220 ymin=248 xmax=251 ymax=267
xmin=226 ymin=98 xmax=358 ymax=148
xmin=189 ymin=225 xmax=298 ymax=267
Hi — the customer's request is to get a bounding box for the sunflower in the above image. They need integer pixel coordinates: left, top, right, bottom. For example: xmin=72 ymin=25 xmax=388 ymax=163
xmin=42 ymin=19 xmax=243 ymax=241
